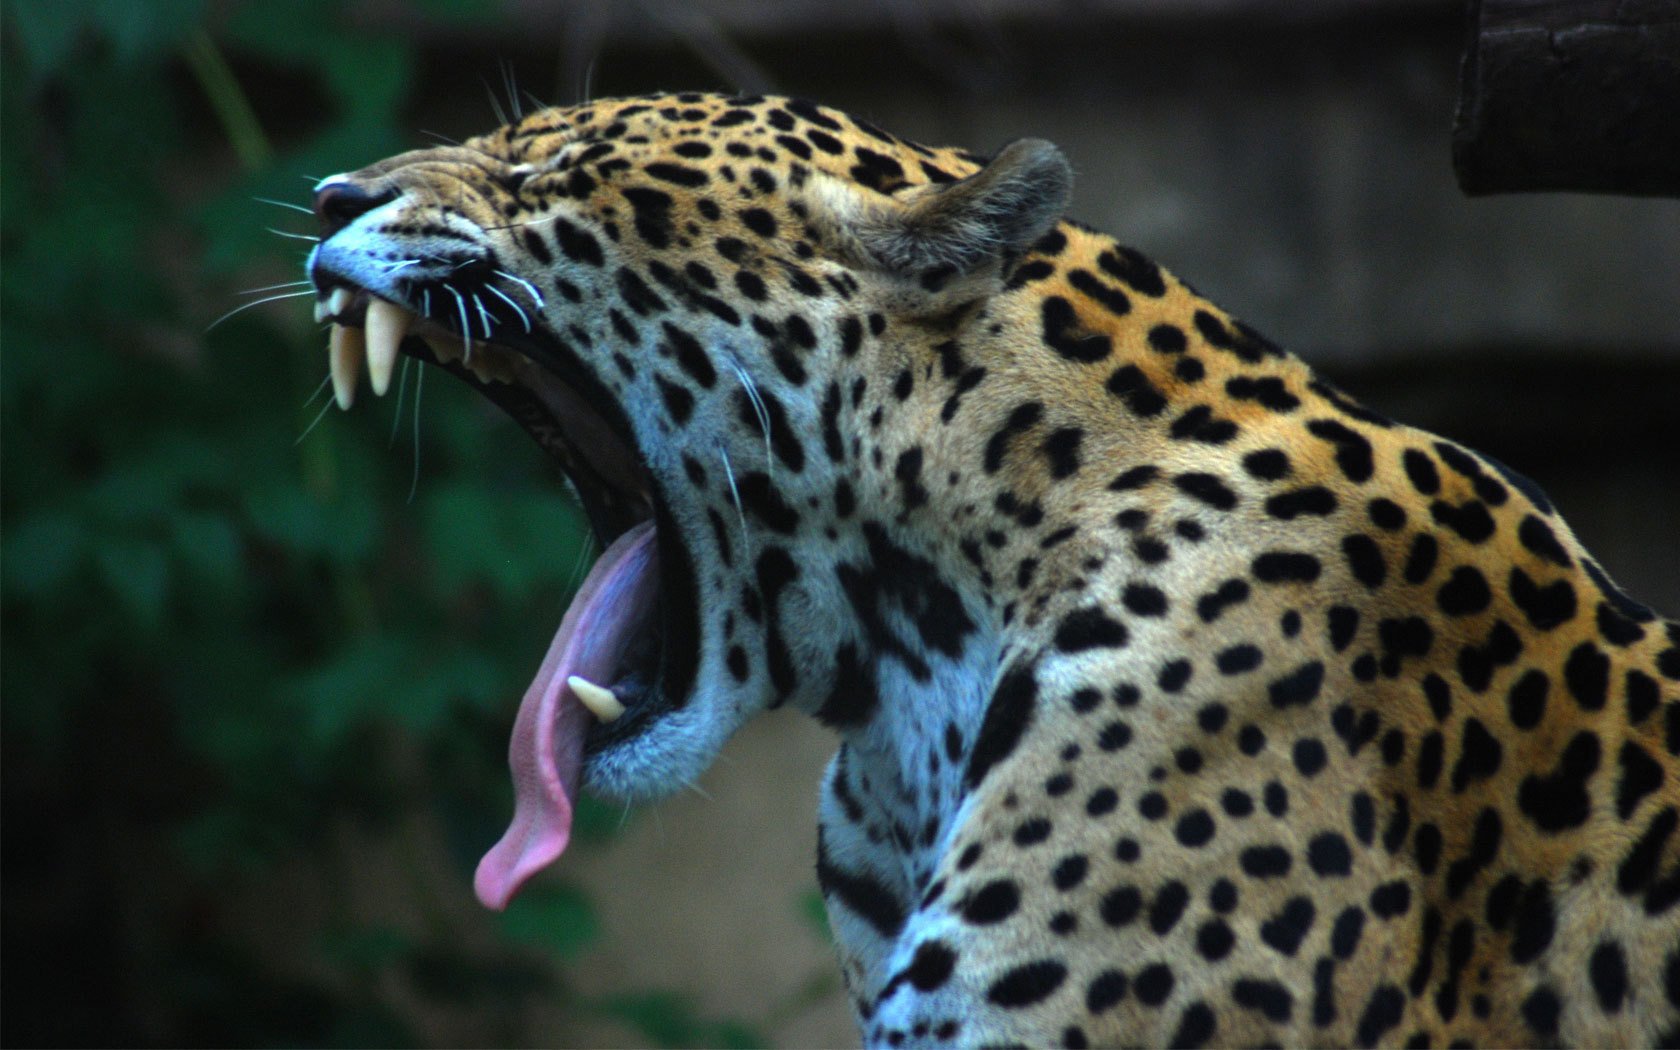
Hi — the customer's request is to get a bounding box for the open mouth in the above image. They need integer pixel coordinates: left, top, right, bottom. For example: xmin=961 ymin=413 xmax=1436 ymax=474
xmin=307 ymin=275 xmax=688 ymax=910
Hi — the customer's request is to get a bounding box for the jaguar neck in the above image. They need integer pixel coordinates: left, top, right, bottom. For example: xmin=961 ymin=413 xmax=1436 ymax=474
xmin=825 ymin=569 xmax=1003 ymax=893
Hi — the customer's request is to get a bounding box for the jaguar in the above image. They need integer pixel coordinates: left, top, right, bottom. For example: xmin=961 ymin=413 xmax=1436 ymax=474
xmin=302 ymin=91 xmax=1680 ymax=1047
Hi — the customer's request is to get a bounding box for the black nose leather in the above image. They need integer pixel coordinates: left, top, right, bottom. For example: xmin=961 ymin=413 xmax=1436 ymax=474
xmin=312 ymin=181 xmax=396 ymax=238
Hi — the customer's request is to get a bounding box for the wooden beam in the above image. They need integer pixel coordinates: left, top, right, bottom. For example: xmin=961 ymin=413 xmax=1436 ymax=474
xmin=1453 ymin=0 xmax=1680 ymax=196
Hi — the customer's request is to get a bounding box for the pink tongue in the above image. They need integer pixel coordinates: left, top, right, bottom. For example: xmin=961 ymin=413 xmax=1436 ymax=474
xmin=474 ymin=520 xmax=658 ymax=910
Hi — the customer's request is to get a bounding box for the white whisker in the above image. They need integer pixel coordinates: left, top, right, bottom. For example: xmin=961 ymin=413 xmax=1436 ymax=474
xmin=380 ymin=258 xmax=421 ymax=274
xmin=302 ymin=372 xmax=332 ymax=409
xmin=484 ymin=81 xmax=509 ymax=126
xmin=726 ymin=358 xmax=773 ymax=479
xmin=566 ymin=530 xmax=598 ymax=592
xmin=581 ymin=56 xmax=599 ymax=104
xmin=295 ymin=388 xmax=336 ymax=445
xmin=719 ymin=443 xmax=748 ymax=545
xmin=445 ymin=285 xmax=474 ymax=361
xmin=239 ymin=278 xmax=313 ymax=296
xmin=472 ymin=293 xmax=496 ymax=339
xmin=408 ymin=366 xmax=425 ymax=503
xmin=266 ymin=228 xmax=320 ymax=243
xmin=495 ymin=269 xmax=546 ymax=308
xmin=485 ymin=284 xmax=532 ymax=333
xmin=207 ymin=288 xmax=315 ymax=331
xmin=484 ymin=214 xmax=557 ymax=234
xmin=502 ymin=61 xmax=525 ymax=121
xmin=254 ymin=196 xmax=313 ymax=216
xmin=683 ymin=780 xmax=714 ymax=802
xmin=389 ymin=357 xmax=412 ymax=446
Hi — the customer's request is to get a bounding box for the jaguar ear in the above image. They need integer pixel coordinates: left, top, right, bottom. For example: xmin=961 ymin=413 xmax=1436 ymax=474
xmin=819 ymin=139 xmax=1073 ymax=300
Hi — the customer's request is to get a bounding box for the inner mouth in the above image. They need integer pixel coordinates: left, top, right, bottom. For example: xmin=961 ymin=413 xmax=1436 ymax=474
xmin=308 ymin=276 xmax=680 ymax=907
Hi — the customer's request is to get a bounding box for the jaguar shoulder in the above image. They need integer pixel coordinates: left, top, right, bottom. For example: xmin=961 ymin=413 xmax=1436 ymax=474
xmin=302 ymin=92 xmax=1680 ymax=1048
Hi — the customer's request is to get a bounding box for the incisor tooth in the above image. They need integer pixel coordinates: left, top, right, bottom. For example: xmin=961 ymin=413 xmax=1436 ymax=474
xmin=329 ymin=323 xmax=364 ymax=410
xmin=466 ymin=350 xmax=514 ymax=386
xmin=365 ymin=299 xmax=409 ymax=396
xmin=328 ymin=287 xmax=353 ymax=319
xmin=567 ymin=675 xmax=625 ymax=722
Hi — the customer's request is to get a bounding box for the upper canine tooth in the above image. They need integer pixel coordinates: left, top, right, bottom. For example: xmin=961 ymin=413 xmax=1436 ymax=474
xmin=567 ymin=675 xmax=625 ymax=722
xmin=314 ymin=298 xmax=333 ymax=324
xmin=364 ymin=299 xmax=409 ymax=396
xmin=329 ymin=323 xmax=364 ymax=410
xmin=328 ymin=287 xmax=353 ymax=320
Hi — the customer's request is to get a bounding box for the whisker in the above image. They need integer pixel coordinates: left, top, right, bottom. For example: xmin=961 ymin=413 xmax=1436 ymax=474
xmin=495 ymin=270 xmax=546 ymax=308
xmin=485 ymin=284 xmax=532 ymax=333
xmin=408 ymin=366 xmax=425 ymax=503
xmin=380 ymin=258 xmax=421 ymax=273
xmin=581 ymin=56 xmax=599 ymax=104
xmin=501 ymin=60 xmax=525 ymax=121
xmin=294 ymin=386 xmax=336 ymax=445
xmin=389 ymin=357 xmax=412 ymax=446
xmin=726 ymin=358 xmax=773 ymax=479
xmin=266 ymin=227 xmax=320 ymax=243
xmin=719 ymin=443 xmax=748 ymax=545
xmin=445 ymin=285 xmax=474 ymax=361
xmin=566 ymin=529 xmax=598 ymax=592
xmin=254 ymin=196 xmax=313 ymax=216
xmin=483 ymin=213 xmax=558 ymax=233
xmin=484 ymin=80 xmax=509 ymax=126
xmin=472 ymin=293 xmax=496 ymax=339
xmin=207 ymin=288 xmax=315 ymax=331
xmin=238 ymin=278 xmax=313 ymax=296
xmin=302 ymin=372 xmax=332 ymax=409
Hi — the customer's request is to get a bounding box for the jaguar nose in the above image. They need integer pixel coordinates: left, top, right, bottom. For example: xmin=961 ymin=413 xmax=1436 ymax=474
xmin=312 ymin=180 xmax=397 ymax=238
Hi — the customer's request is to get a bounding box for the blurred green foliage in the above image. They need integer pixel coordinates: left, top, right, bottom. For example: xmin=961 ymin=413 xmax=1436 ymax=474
xmin=0 ymin=1 xmax=802 ymax=1045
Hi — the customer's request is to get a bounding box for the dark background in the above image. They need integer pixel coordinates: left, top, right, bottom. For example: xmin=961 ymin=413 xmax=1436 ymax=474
xmin=3 ymin=1 xmax=1676 ymax=1046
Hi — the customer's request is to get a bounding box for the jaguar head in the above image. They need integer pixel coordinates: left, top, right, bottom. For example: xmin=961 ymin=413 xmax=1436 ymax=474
xmin=302 ymin=93 xmax=1070 ymax=909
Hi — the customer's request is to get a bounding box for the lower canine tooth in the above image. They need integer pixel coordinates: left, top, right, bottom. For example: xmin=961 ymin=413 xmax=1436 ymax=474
xmin=364 ymin=298 xmax=409 ymax=396
xmin=567 ymin=675 xmax=625 ymax=722
xmin=330 ymin=323 xmax=364 ymax=409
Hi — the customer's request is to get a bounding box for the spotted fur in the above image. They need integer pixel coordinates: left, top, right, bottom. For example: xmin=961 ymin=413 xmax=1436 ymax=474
xmin=305 ymin=92 xmax=1680 ymax=1048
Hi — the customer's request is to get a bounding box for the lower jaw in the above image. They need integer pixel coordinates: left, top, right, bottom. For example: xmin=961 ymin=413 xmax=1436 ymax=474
xmin=405 ymin=331 xmax=735 ymax=814
xmin=394 ymin=337 xmax=701 ymax=775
